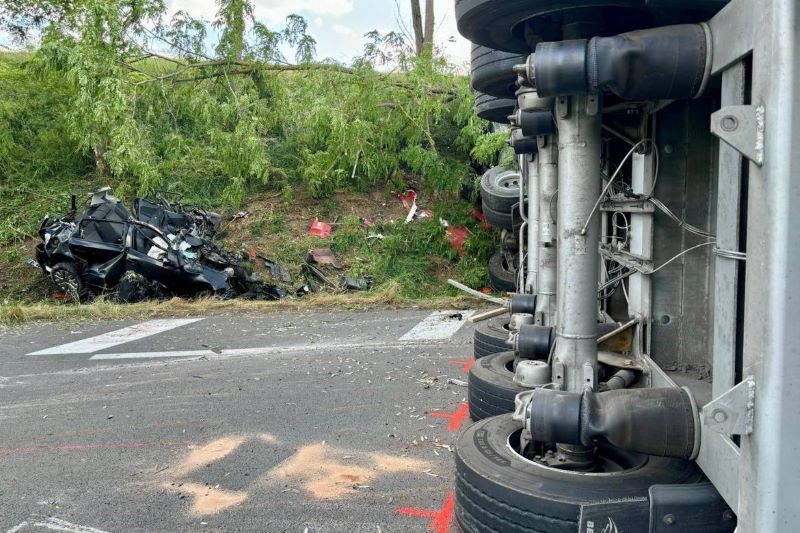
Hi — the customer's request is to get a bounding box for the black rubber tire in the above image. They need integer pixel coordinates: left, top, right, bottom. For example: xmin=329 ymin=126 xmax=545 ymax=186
xmin=480 ymin=168 xmax=521 ymax=213
xmin=455 ymin=0 xmax=655 ymax=54
xmin=475 ymin=92 xmax=516 ymax=124
xmin=481 ymin=202 xmax=518 ymax=231
xmin=50 ymin=262 xmax=89 ymax=302
xmin=468 ymin=351 xmax=527 ymax=420
xmin=473 ymin=315 xmax=511 ymax=358
xmin=470 ymin=44 xmax=525 ymax=99
xmin=487 ymin=249 xmax=517 ymax=292
xmin=455 ymin=414 xmax=705 ymax=533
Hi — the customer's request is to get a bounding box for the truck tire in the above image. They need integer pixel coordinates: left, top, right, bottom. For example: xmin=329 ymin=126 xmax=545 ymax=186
xmin=488 ymin=249 xmax=517 ymax=292
xmin=455 ymin=0 xmax=654 ymax=54
xmin=481 ymin=202 xmax=517 ymax=231
xmin=468 ymin=351 xmax=527 ymax=420
xmin=475 ymin=92 xmax=516 ymax=124
xmin=480 ymin=168 xmax=521 ymax=213
xmin=473 ymin=315 xmax=511 ymax=358
xmin=470 ymin=44 xmax=525 ymax=99
xmin=455 ymin=414 xmax=704 ymax=533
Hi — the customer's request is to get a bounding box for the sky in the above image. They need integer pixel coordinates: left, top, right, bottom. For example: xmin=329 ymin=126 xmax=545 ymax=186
xmin=165 ymin=0 xmax=472 ymax=69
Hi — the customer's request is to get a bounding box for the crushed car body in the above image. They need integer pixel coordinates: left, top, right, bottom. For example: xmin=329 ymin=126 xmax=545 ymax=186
xmin=36 ymin=188 xmax=284 ymax=301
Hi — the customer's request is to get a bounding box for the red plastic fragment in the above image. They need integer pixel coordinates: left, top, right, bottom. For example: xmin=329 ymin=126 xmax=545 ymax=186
xmin=471 ymin=208 xmax=493 ymax=229
xmin=446 ymin=226 xmax=470 ymax=255
xmin=308 ymin=217 xmax=332 ymax=238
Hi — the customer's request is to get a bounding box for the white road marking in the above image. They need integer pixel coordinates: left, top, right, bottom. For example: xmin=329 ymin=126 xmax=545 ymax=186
xmin=6 ymin=522 xmax=29 ymax=533
xmin=31 ymin=518 xmax=109 ymax=533
xmin=398 ymin=310 xmax=475 ymax=341
xmin=27 ymin=319 xmax=205 ymax=355
xmin=89 ymin=337 xmax=457 ymax=361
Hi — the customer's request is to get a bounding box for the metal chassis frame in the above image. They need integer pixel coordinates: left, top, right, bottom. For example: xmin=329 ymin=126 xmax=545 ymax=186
xmin=696 ymin=0 xmax=800 ymax=529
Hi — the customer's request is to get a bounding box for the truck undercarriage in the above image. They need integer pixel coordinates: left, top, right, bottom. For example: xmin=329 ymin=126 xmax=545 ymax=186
xmin=457 ymin=0 xmax=800 ymax=531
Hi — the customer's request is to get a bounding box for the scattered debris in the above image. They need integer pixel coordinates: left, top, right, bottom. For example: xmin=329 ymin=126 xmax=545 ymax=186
xmin=308 ymin=217 xmax=333 ymax=238
xmin=399 ymin=189 xmax=432 ymax=224
xmin=230 ymin=211 xmax=251 ymax=220
xmin=446 ymin=226 xmax=470 ymax=255
xmin=340 ymin=276 xmax=374 ymax=292
xmin=446 ymin=378 xmax=468 ymax=387
xmin=306 ymin=248 xmax=344 ymax=269
xmin=258 ymin=255 xmax=292 ymax=283
xmin=302 ymin=263 xmax=336 ymax=289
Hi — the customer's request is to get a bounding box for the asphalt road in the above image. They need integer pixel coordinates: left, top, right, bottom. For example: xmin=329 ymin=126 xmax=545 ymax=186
xmin=0 ymin=308 xmax=479 ymax=533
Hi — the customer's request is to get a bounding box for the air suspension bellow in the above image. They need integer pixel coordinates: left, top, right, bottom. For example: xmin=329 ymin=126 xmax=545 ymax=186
xmin=509 ymin=128 xmax=538 ymax=155
xmin=515 ymin=324 xmax=554 ymax=360
xmin=523 ymin=387 xmax=700 ymax=459
xmin=508 ymin=110 xmax=556 ymax=138
xmin=519 ymin=24 xmax=712 ymax=100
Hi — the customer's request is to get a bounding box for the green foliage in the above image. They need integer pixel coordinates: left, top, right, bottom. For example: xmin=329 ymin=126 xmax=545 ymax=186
xmin=0 ymin=1 xmax=496 ymax=254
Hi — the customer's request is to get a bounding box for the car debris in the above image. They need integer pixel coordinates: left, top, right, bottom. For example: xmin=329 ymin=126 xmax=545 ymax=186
xmin=399 ymin=189 xmax=432 ymax=224
xmin=35 ymin=188 xmax=285 ymax=302
xmin=339 ymin=276 xmax=374 ymax=291
xmin=308 ymin=217 xmax=333 ymax=238
xmin=306 ymin=248 xmax=344 ymax=269
xmin=258 ymin=255 xmax=292 ymax=283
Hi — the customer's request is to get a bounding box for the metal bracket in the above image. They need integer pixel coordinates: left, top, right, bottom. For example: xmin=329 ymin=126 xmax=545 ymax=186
xmin=599 ymin=245 xmax=653 ymax=273
xmin=710 ymin=105 xmax=765 ymax=166
xmin=585 ymin=93 xmax=600 ymax=116
xmin=600 ymin=199 xmax=655 ymax=214
xmin=702 ymin=377 xmax=756 ymax=436
xmin=552 ymin=360 xmax=565 ymax=390
xmin=582 ymin=362 xmax=595 ymax=391
xmin=556 ymin=97 xmax=569 ymax=119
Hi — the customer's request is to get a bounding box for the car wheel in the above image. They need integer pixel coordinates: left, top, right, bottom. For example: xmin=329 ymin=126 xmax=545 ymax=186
xmin=470 ymin=44 xmax=525 ymax=99
xmin=474 ymin=92 xmax=516 ymax=124
xmin=473 ymin=315 xmax=511 ymax=358
xmin=50 ymin=262 xmax=88 ymax=303
xmin=455 ymin=414 xmax=705 ymax=533
xmin=468 ymin=351 xmax=527 ymax=420
xmin=488 ymin=249 xmax=517 ymax=292
xmin=481 ymin=168 xmax=521 ymax=213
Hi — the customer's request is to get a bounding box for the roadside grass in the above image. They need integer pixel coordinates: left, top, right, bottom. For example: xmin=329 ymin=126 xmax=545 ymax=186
xmin=0 ymin=187 xmax=498 ymax=325
xmin=0 ymin=281 xmax=480 ymax=326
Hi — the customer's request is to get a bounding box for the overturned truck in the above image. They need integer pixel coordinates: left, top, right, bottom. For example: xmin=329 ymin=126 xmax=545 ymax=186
xmin=458 ymin=0 xmax=798 ymax=532
xmin=36 ymin=188 xmax=283 ymax=302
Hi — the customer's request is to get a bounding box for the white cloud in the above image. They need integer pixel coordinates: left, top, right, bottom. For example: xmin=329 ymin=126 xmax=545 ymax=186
xmin=332 ymin=24 xmax=355 ymax=36
xmin=166 ymin=0 xmax=355 ymax=22
xmin=252 ymin=0 xmax=355 ymax=22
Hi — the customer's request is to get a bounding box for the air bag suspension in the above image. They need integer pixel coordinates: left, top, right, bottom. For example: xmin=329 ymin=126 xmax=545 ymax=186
xmin=520 ymin=24 xmax=712 ymax=100
xmin=524 ymin=387 xmax=700 ymax=459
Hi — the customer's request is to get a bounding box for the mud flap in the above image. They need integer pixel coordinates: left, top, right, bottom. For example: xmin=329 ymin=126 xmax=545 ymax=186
xmin=580 ymin=499 xmax=649 ymax=533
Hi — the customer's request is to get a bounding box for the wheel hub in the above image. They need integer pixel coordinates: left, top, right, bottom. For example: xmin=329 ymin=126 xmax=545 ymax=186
xmin=509 ymin=428 xmax=647 ymax=475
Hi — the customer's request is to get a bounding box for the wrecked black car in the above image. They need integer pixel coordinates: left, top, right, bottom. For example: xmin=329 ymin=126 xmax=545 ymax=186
xmin=36 ymin=188 xmax=283 ymax=302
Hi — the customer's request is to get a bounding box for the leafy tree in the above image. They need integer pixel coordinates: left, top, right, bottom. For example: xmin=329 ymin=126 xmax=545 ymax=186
xmin=0 ymin=0 xmax=505 ymax=245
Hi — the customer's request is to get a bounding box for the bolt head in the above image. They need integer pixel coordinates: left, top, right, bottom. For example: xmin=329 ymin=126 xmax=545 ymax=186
xmin=713 ymin=409 xmax=728 ymax=423
xmin=663 ymin=514 xmax=676 ymax=525
xmin=721 ymin=115 xmax=739 ymax=132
